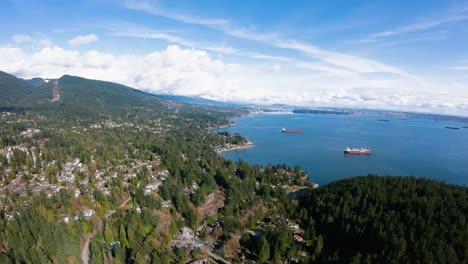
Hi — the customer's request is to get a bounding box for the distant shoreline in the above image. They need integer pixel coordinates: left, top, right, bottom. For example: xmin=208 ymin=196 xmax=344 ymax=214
xmin=291 ymin=109 xmax=468 ymax=124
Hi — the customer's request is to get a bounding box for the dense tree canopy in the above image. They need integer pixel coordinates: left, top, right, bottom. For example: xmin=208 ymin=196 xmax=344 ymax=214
xmin=298 ymin=176 xmax=468 ymax=263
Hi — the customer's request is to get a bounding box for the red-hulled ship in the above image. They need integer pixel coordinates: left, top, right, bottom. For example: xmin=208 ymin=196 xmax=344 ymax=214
xmin=281 ymin=128 xmax=304 ymax=134
xmin=344 ymin=147 xmax=371 ymax=154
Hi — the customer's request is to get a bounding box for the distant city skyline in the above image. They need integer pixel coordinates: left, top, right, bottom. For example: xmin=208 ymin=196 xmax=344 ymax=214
xmin=1 ymin=0 xmax=468 ymax=115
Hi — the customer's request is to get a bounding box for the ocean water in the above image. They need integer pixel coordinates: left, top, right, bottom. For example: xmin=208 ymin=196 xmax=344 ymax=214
xmin=218 ymin=113 xmax=468 ymax=186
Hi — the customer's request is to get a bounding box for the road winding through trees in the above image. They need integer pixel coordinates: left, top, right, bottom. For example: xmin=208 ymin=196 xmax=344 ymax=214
xmin=81 ymin=197 xmax=131 ymax=264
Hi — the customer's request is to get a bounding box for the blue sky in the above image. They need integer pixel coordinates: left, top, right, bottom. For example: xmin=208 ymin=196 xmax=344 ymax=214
xmin=1 ymin=0 xmax=468 ymax=115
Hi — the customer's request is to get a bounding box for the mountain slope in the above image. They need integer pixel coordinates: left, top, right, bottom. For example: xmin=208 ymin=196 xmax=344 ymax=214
xmin=0 ymin=72 xmax=238 ymax=119
xmin=159 ymin=94 xmax=239 ymax=107
xmin=20 ymin=74 xmax=172 ymax=117
xmin=24 ymin=78 xmax=47 ymax=87
xmin=0 ymin=71 xmax=34 ymax=106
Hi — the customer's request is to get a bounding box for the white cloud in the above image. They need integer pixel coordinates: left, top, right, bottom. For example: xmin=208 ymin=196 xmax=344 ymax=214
xmin=204 ymin=45 xmax=237 ymax=54
xmin=106 ymin=22 xmax=240 ymax=55
xmin=0 ymin=45 xmax=245 ymax=100
xmin=1 ymin=44 xmax=467 ymax=116
xmin=224 ymin=28 xmax=410 ymax=77
xmin=241 ymin=52 xmax=292 ymax=62
xmin=448 ymin=66 xmax=468 ymax=71
xmin=12 ymin=34 xmax=32 ymax=43
xmin=265 ymin=64 xmax=281 ymax=73
xmin=68 ymin=34 xmax=99 ymax=46
xmin=447 ymin=59 xmax=468 ymax=71
xmin=123 ymin=0 xmax=227 ymax=26
xmin=118 ymin=2 xmax=411 ymax=78
xmin=371 ymin=14 xmax=468 ymax=39
xmin=38 ymin=38 xmax=54 ymax=48
xmin=111 ymin=20 xmax=413 ymax=78
xmin=111 ymin=30 xmax=193 ymax=47
xmin=355 ymin=7 xmax=468 ymax=44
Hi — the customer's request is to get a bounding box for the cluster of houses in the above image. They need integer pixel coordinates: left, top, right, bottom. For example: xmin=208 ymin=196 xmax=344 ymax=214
xmin=88 ymin=120 xmax=170 ymax=135
xmin=57 ymin=158 xmax=88 ymax=183
xmin=254 ymin=215 xmax=304 ymax=244
xmin=0 ymin=114 xmax=181 ymax=225
xmin=179 ymin=227 xmax=194 ymax=240
xmin=1 ymin=112 xmax=45 ymax=124
xmin=1 ymin=147 xmax=172 ymax=222
xmin=19 ymin=128 xmax=41 ymax=137
xmin=0 ymin=146 xmax=30 ymax=163
xmin=144 ymin=169 xmax=169 ymax=195
xmin=182 ymin=182 xmax=199 ymax=196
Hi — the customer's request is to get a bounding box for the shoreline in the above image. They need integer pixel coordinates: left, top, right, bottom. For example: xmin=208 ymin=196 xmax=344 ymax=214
xmin=216 ymin=139 xmax=255 ymax=153
xmin=212 ymin=111 xmax=261 ymax=153
xmin=214 ymin=123 xmax=235 ymax=130
xmin=211 ymin=110 xmax=268 ymax=131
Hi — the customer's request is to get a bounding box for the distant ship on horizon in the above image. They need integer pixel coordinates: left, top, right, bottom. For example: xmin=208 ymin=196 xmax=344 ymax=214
xmin=281 ymin=128 xmax=304 ymax=134
xmin=344 ymin=147 xmax=372 ymax=155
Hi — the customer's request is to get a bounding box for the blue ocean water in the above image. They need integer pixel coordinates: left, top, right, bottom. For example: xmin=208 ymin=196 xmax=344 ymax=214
xmin=218 ymin=113 xmax=468 ymax=186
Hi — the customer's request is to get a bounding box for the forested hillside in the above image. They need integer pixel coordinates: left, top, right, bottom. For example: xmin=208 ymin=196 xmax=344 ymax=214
xmin=0 ymin=71 xmax=34 ymax=107
xmin=296 ymin=176 xmax=468 ymax=263
xmin=22 ymin=75 xmax=173 ymax=118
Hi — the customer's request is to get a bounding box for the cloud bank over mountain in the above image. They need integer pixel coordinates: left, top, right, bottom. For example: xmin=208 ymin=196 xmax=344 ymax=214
xmin=1 ymin=42 xmax=466 ymax=115
xmin=2 ymin=0 xmax=468 ymax=115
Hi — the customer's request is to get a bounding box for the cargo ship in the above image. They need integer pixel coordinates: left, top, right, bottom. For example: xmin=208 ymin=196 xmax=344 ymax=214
xmin=445 ymin=126 xmax=460 ymax=130
xmin=344 ymin=147 xmax=371 ymax=155
xmin=281 ymin=128 xmax=304 ymax=134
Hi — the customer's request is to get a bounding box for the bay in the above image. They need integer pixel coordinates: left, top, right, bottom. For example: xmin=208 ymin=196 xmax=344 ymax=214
xmin=218 ymin=113 xmax=468 ymax=186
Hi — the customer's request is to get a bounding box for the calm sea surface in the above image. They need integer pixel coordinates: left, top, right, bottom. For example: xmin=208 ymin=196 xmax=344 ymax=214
xmin=218 ymin=113 xmax=468 ymax=186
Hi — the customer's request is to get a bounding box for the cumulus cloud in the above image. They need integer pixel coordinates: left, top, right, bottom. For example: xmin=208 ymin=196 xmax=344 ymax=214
xmin=68 ymin=34 xmax=99 ymax=46
xmin=114 ymin=0 xmax=468 ymax=115
xmin=12 ymin=34 xmax=33 ymax=43
xmin=0 ymin=45 xmax=245 ymax=99
xmin=0 ymin=44 xmax=467 ymax=116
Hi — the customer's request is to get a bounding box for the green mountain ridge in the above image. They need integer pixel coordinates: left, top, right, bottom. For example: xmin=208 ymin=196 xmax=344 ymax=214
xmin=32 ymin=75 xmax=169 ymax=116
xmin=0 ymin=71 xmax=175 ymax=118
xmin=0 ymin=71 xmax=35 ymax=107
xmin=24 ymin=77 xmax=47 ymax=87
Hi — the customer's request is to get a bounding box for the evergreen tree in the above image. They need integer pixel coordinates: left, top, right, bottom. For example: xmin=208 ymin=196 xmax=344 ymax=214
xmin=258 ymin=236 xmax=270 ymax=263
